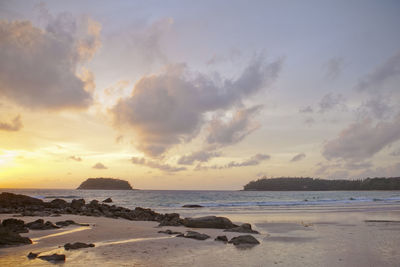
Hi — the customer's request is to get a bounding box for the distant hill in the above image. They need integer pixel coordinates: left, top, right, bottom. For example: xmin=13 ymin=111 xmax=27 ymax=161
xmin=243 ymin=177 xmax=400 ymax=191
xmin=77 ymin=178 xmax=133 ymax=190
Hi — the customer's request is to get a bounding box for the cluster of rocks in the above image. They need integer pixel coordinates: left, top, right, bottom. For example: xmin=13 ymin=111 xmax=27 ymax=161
xmin=27 ymin=252 xmax=65 ymax=262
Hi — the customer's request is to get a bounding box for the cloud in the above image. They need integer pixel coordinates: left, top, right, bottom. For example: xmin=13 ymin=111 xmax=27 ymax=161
xmin=299 ymin=106 xmax=313 ymax=113
xmin=131 ymin=157 xmax=186 ymax=172
xmin=69 ymin=155 xmax=82 ymax=162
xmin=0 ymin=11 xmax=100 ymax=110
xmin=206 ymin=105 xmax=262 ymax=146
xmin=112 ymin=57 xmax=282 ymax=156
xmin=290 ymin=153 xmax=306 ymax=162
xmin=178 ymin=150 xmax=221 ymax=165
xmin=197 ymin=153 xmax=270 ymax=170
xmin=357 ymin=162 xmax=400 ymax=178
xmin=322 ymin=114 xmax=400 ymax=161
xmin=304 ymin=117 xmax=315 ymax=126
xmin=0 ymin=115 xmax=22 ymax=131
xmin=356 ymin=52 xmax=400 ymax=92
xmin=92 ymin=162 xmax=107 ymax=169
xmin=324 ymin=57 xmax=344 ymax=80
xmin=318 ymin=93 xmax=346 ymax=113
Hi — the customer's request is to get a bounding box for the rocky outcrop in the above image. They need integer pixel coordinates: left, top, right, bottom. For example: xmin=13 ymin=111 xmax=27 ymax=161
xmin=178 ymin=231 xmax=210 ymax=240
xmin=158 ymin=213 xmax=183 ymax=226
xmin=64 ymin=242 xmax=95 ymax=250
xmin=183 ymin=216 xmax=237 ymax=229
xmin=38 ymin=253 xmax=66 ymax=262
xmin=2 ymin=218 xmax=28 ymax=233
xmin=158 ymin=229 xmax=183 ymax=235
xmin=27 ymin=252 xmax=38 ymax=259
xmin=228 ymin=235 xmax=260 ymax=246
xmin=77 ymin=178 xmax=133 ymax=190
xmin=55 ymin=220 xmax=89 ymax=227
xmin=103 ymin=198 xmax=113 ymax=203
xmin=224 ymin=223 xmax=259 ymax=234
xmin=26 ymin=219 xmax=60 ymax=230
xmin=0 ymin=226 xmax=32 ymax=247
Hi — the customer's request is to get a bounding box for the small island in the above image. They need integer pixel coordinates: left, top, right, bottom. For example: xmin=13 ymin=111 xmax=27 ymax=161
xmin=243 ymin=177 xmax=400 ymax=191
xmin=77 ymin=178 xmax=133 ymax=190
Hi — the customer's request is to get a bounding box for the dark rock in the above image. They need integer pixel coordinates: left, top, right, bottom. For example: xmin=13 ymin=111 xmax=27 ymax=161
xmin=224 ymin=223 xmax=259 ymax=234
xmin=2 ymin=218 xmax=28 ymax=233
xmin=158 ymin=229 xmax=183 ymax=235
xmin=103 ymin=197 xmax=113 ymax=203
xmin=71 ymin=199 xmax=85 ymax=210
xmin=77 ymin=178 xmax=133 ymax=190
xmin=0 ymin=226 xmax=32 ymax=247
xmin=26 ymin=219 xmax=60 ymax=230
xmin=158 ymin=213 xmax=182 ymax=226
xmin=27 ymin=252 xmax=38 ymax=259
xmin=182 ymin=204 xmax=203 ymax=208
xmin=64 ymin=242 xmax=95 ymax=250
xmin=179 ymin=231 xmax=210 ymax=240
xmin=0 ymin=192 xmax=44 ymax=209
xmin=50 ymin=199 xmax=68 ymax=209
xmin=183 ymin=216 xmax=237 ymax=229
xmin=215 ymin=235 xmax=228 ymax=242
xmin=89 ymin=200 xmax=99 ymax=207
xmin=38 ymin=253 xmax=66 ymax=262
xmin=228 ymin=235 xmax=260 ymax=246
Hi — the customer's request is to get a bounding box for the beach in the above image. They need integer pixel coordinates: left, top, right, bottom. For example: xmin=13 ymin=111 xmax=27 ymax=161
xmin=1 ymin=202 xmax=400 ymax=267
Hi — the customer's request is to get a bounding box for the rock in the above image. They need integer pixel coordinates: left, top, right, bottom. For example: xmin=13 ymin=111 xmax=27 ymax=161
xmin=77 ymin=178 xmax=133 ymax=190
xmin=103 ymin=197 xmax=113 ymax=203
xmin=2 ymin=218 xmax=28 ymax=233
xmin=71 ymin=199 xmax=85 ymax=210
xmin=55 ymin=220 xmax=89 ymax=227
xmin=50 ymin=199 xmax=68 ymax=209
xmin=0 ymin=192 xmax=44 ymax=209
xmin=228 ymin=235 xmax=260 ymax=246
xmin=179 ymin=231 xmax=210 ymax=240
xmin=38 ymin=253 xmax=66 ymax=262
xmin=158 ymin=213 xmax=182 ymax=226
xmin=89 ymin=200 xmax=99 ymax=207
xmin=182 ymin=204 xmax=203 ymax=208
xmin=27 ymin=252 xmax=38 ymax=259
xmin=64 ymin=242 xmax=95 ymax=250
xmin=224 ymin=223 xmax=259 ymax=234
xmin=183 ymin=216 xmax=237 ymax=229
xmin=215 ymin=235 xmax=228 ymax=242
xmin=158 ymin=229 xmax=183 ymax=235
xmin=0 ymin=226 xmax=32 ymax=247
xmin=26 ymin=219 xmax=60 ymax=230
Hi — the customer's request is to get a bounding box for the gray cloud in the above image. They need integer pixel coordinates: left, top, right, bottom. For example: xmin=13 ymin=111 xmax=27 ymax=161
xmin=357 ymin=162 xmax=400 ymax=178
xmin=69 ymin=155 xmax=82 ymax=162
xmin=112 ymin=57 xmax=282 ymax=156
xmin=0 ymin=11 xmax=100 ymax=110
xmin=290 ymin=153 xmax=306 ymax=162
xmin=178 ymin=150 xmax=221 ymax=165
xmin=131 ymin=157 xmax=186 ymax=172
xmin=92 ymin=162 xmax=107 ymax=169
xmin=299 ymin=106 xmax=313 ymax=113
xmin=197 ymin=153 xmax=270 ymax=170
xmin=207 ymin=105 xmax=262 ymax=146
xmin=322 ymin=114 xmax=400 ymax=161
xmin=318 ymin=93 xmax=346 ymax=113
xmin=0 ymin=115 xmax=22 ymax=131
xmin=324 ymin=57 xmax=344 ymax=80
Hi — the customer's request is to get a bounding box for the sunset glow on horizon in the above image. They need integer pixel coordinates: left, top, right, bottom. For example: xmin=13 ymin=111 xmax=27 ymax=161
xmin=1 ymin=1 xmax=400 ymax=190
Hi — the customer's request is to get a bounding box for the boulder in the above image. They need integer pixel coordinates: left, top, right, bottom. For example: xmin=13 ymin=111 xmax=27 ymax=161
xmin=71 ymin=199 xmax=85 ymax=210
xmin=182 ymin=204 xmax=203 ymax=208
xmin=158 ymin=229 xmax=183 ymax=235
xmin=64 ymin=242 xmax=95 ymax=250
xmin=224 ymin=223 xmax=259 ymax=234
xmin=56 ymin=220 xmax=89 ymax=227
xmin=27 ymin=252 xmax=38 ymax=259
xmin=38 ymin=253 xmax=65 ymax=262
xmin=228 ymin=235 xmax=260 ymax=246
xmin=0 ymin=226 xmax=32 ymax=247
xmin=215 ymin=235 xmax=228 ymax=242
xmin=178 ymin=231 xmax=210 ymax=240
xmin=158 ymin=213 xmax=182 ymax=226
xmin=0 ymin=192 xmax=44 ymax=209
xmin=50 ymin=199 xmax=68 ymax=209
xmin=183 ymin=216 xmax=237 ymax=229
xmin=102 ymin=198 xmax=113 ymax=203
xmin=2 ymin=218 xmax=28 ymax=233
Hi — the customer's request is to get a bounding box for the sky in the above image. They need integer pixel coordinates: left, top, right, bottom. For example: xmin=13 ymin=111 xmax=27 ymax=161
xmin=0 ymin=0 xmax=400 ymax=190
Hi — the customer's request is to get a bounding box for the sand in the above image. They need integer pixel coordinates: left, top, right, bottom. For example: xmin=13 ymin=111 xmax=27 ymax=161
xmin=1 ymin=204 xmax=400 ymax=266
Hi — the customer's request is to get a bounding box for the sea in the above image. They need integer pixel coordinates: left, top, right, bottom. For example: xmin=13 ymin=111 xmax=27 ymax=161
xmin=3 ymin=189 xmax=400 ymax=218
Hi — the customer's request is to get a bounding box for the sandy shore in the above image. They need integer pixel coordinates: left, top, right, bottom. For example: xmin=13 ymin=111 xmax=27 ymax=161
xmin=1 ymin=204 xmax=400 ymax=266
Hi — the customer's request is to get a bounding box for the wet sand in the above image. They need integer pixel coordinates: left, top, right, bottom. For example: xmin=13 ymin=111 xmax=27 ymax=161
xmin=1 ymin=204 xmax=400 ymax=266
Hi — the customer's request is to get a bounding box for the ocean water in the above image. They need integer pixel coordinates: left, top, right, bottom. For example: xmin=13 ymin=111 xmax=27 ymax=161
xmin=2 ymin=189 xmax=400 ymax=217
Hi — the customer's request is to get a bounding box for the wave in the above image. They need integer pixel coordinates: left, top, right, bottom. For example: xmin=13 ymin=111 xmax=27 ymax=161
xmin=43 ymin=195 xmax=81 ymax=199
